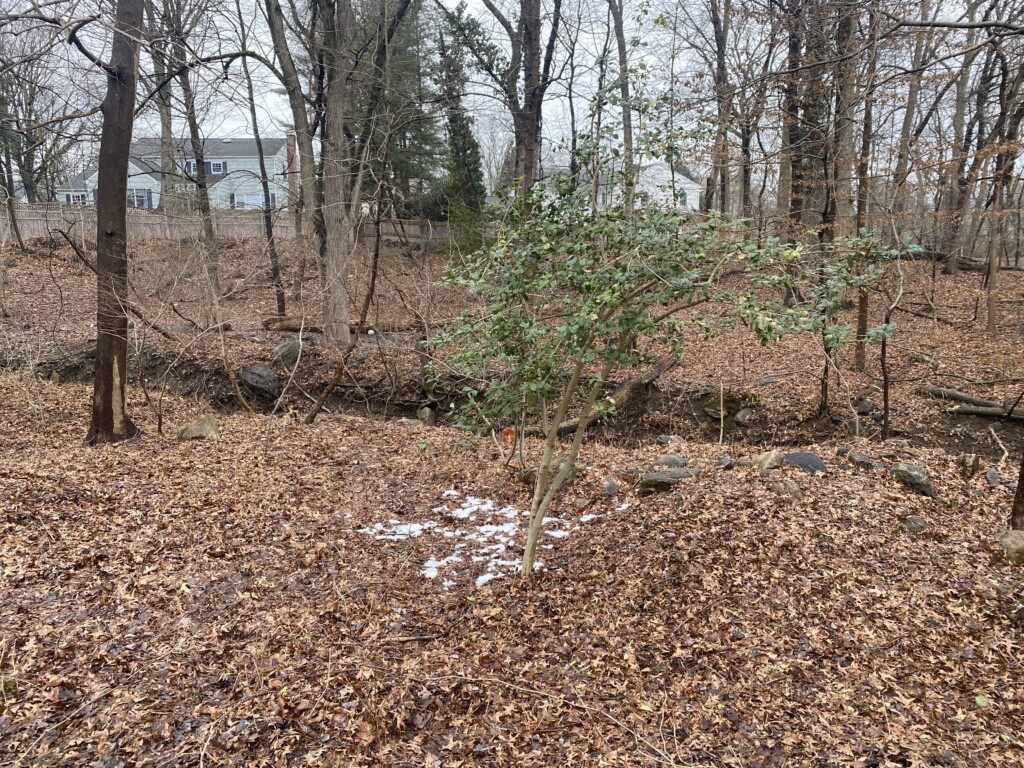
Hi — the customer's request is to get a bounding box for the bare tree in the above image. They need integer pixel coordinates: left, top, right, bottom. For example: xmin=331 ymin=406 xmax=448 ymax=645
xmin=88 ymin=0 xmax=145 ymax=444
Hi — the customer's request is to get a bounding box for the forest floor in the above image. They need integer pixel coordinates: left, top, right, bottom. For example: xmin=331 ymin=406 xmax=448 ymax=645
xmin=1 ymin=237 xmax=1023 ymax=766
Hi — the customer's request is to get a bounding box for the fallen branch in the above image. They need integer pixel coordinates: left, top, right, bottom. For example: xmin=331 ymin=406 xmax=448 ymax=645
xmin=948 ymin=405 xmax=1024 ymax=420
xmin=262 ymin=315 xmax=442 ymax=335
xmin=917 ymin=385 xmax=1003 ymax=408
xmin=894 ymin=305 xmax=955 ymax=325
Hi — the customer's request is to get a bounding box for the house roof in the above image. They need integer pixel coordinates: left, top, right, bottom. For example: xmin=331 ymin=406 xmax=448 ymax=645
xmin=57 ymin=170 xmax=92 ymax=191
xmin=131 ymin=137 xmax=288 ymax=161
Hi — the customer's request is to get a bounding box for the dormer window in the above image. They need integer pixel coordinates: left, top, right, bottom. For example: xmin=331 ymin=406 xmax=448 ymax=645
xmin=210 ymin=161 xmax=224 ymax=174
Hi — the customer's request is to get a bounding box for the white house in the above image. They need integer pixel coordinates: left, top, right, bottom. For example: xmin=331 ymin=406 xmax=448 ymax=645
xmin=56 ymin=137 xmax=296 ymax=210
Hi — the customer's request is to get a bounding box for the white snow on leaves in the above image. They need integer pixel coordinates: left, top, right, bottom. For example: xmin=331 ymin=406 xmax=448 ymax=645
xmin=357 ymin=490 xmax=608 ymax=588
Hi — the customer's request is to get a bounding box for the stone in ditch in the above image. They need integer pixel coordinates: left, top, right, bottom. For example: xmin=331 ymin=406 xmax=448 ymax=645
xmin=783 ymin=451 xmax=826 ymax=474
xmin=417 ymin=406 xmax=437 ymax=427
xmin=855 ymin=399 xmax=873 ymax=416
xmin=176 ymin=414 xmax=219 ymax=441
xmin=271 ymin=337 xmax=306 ymax=368
xmin=770 ymin=480 xmax=803 ymax=499
xmin=902 ymin=515 xmax=930 ymax=534
xmin=849 ymin=452 xmax=873 ymax=470
xmin=734 ymin=408 xmax=754 ymax=426
xmin=656 ymin=435 xmax=685 ymax=446
xmin=890 ymin=463 xmax=934 ymax=497
xmin=639 ymin=468 xmax=703 ymax=495
xmin=753 ymin=450 xmax=783 ymax=472
xmin=601 ymin=476 xmax=620 ymax=497
xmin=715 ymin=457 xmax=735 ymax=469
xmin=985 ymin=468 xmax=1001 ymax=487
xmin=997 ymin=530 xmax=1024 ymax=565
xmin=754 ymin=376 xmax=779 ymax=387
xmin=652 ymin=455 xmax=688 ymax=469
xmin=240 ymin=364 xmax=280 ymax=399
xmin=961 ymin=453 xmax=981 ymax=478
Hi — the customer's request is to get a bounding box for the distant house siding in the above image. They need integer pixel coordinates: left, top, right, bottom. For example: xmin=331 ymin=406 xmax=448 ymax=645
xmin=208 ymin=148 xmax=291 ymax=210
xmin=56 ymin=163 xmax=161 ymax=209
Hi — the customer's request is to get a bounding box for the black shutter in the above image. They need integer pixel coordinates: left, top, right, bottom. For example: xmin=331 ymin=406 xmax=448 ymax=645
xmin=270 ymin=193 xmax=276 ymax=208
xmin=204 ymin=161 xmax=212 ymax=175
xmin=229 ymin=193 xmax=235 ymax=209
xmin=147 ymin=189 xmax=153 ymax=209
xmin=66 ymin=194 xmax=71 ymax=204
xmin=221 ymin=162 xmax=228 ymax=173
xmin=92 ymin=188 xmax=97 ymax=201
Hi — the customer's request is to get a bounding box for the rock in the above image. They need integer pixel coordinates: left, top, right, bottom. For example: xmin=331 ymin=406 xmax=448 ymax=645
xmin=656 ymin=434 xmax=685 ymax=445
xmin=734 ymin=408 xmax=754 ymax=426
xmin=48 ymin=371 xmax=61 ymax=384
xmin=176 ymin=415 xmax=219 ymax=441
xmin=601 ymin=476 xmax=620 ymax=497
xmin=3 ymin=256 xmax=17 ymax=268
xmin=849 ymin=452 xmax=873 ymax=470
xmin=754 ymin=376 xmax=779 ymax=387
xmin=167 ymin=323 xmax=197 ymax=336
xmin=416 ymin=406 xmax=437 ymax=427
xmin=240 ymin=364 xmax=280 ymax=399
xmin=752 ymin=449 xmax=783 ymax=472
xmin=651 ymin=455 xmax=688 ymax=469
xmin=573 ymin=498 xmax=588 ymax=510
xmin=998 ymin=530 xmax=1024 ymax=564
xmin=961 ymin=454 xmax=981 ymax=478
xmin=271 ymin=337 xmax=308 ymax=369
xmin=520 ymin=456 xmax=577 ymax=490
xmin=783 ymin=451 xmax=826 ymax=474
xmin=770 ymin=479 xmax=803 ymax=499
xmin=836 ymin=446 xmax=851 ymax=457
xmin=855 ymin=399 xmax=873 ymax=416
xmin=715 ymin=457 xmax=735 ymax=469
xmin=872 ymin=412 xmax=883 ymax=422
xmin=639 ymin=468 xmax=703 ymax=495
xmin=985 ymin=468 xmax=1001 ymax=487
xmin=902 ymin=515 xmax=930 ymax=534
xmin=735 ymin=457 xmax=753 ymax=466
xmin=703 ymin=404 xmax=726 ymax=419
xmin=890 ymin=463 xmax=935 ymax=497
xmin=396 ymin=418 xmax=421 ymax=427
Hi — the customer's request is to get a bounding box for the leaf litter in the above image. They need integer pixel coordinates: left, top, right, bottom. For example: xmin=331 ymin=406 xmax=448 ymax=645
xmin=1 ymin=372 xmax=1021 ymax=767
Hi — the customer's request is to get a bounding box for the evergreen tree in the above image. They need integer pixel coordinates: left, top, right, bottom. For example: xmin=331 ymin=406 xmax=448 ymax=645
xmin=438 ymin=31 xmax=486 ymax=214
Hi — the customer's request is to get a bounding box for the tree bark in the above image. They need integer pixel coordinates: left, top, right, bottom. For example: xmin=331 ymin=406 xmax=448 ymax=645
xmin=1011 ymin=453 xmax=1024 ymax=530
xmin=88 ymin=0 xmax=143 ymax=445
xmin=236 ymin=0 xmax=285 ymax=316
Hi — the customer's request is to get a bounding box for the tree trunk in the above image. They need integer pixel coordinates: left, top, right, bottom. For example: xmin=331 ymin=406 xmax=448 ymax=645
xmin=1011 ymin=453 xmax=1024 ymax=530
xmin=2 ymin=148 xmax=25 ymax=252
xmin=264 ymin=0 xmax=317 ymax=298
xmin=88 ymin=0 xmax=143 ymax=445
xmin=608 ymin=0 xmax=634 ymax=211
xmin=237 ymin=0 xmax=285 ymax=316
xmin=831 ymin=1 xmax=856 ymax=239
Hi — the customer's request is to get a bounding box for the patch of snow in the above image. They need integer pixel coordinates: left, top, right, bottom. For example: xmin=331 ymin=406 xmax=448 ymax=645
xmin=475 ymin=572 xmax=502 ymax=587
xmin=357 ymin=491 xmax=575 ymax=587
xmin=372 ymin=521 xmax=438 ymax=540
xmin=580 ymin=514 xmax=600 ymax=523
xmin=616 ymin=503 xmax=631 ymax=512
xmin=422 ymin=555 xmax=463 ymax=578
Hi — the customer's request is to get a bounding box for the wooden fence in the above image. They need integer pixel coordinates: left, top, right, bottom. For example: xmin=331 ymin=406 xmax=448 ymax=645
xmin=0 ymin=203 xmax=449 ymax=247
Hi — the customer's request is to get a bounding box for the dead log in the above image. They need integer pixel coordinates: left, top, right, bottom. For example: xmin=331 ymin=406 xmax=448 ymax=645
xmin=917 ymin=385 xmax=1004 ymax=408
xmin=262 ymin=316 xmax=439 ymax=334
xmin=549 ymin=353 xmax=678 ymax=438
xmin=948 ymin=405 xmax=1024 ymax=421
xmin=262 ymin=316 xmax=322 ymax=333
